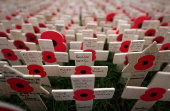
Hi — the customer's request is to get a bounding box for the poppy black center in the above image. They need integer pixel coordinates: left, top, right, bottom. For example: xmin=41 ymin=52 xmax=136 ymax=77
xmin=7 ymin=53 xmax=12 ymax=57
xmin=148 ymin=33 xmax=152 ymax=36
xmin=34 ymin=69 xmax=40 ymax=73
xmin=30 ymin=37 xmax=34 ymax=40
xmin=138 ymin=23 xmax=142 ymax=28
xmin=80 ymin=93 xmax=88 ymax=97
xmin=142 ymin=61 xmax=148 ymax=65
xmin=124 ymin=45 xmax=129 ymax=48
xmin=35 ymin=30 xmax=38 ymax=33
xmin=156 ymin=41 xmax=159 ymax=43
xmin=81 ymin=70 xmax=86 ymax=74
xmin=164 ymin=47 xmax=169 ymax=50
xmin=16 ymin=83 xmax=24 ymax=88
xmin=150 ymin=93 xmax=157 ymax=97
xmin=110 ymin=18 xmax=113 ymax=22
xmin=47 ymin=55 xmax=51 ymax=59
xmin=19 ymin=45 xmax=23 ymax=48
xmin=52 ymin=40 xmax=57 ymax=46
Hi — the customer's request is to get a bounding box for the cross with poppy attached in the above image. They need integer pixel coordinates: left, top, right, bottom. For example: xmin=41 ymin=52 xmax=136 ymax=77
xmin=59 ymin=52 xmax=108 ymax=77
xmin=122 ymin=71 xmax=170 ymax=111
xmin=12 ymin=51 xmax=61 ymax=93
xmin=38 ymin=39 xmax=68 ymax=65
xmin=28 ymin=17 xmax=41 ymax=34
xmin=52 ymin=74 xmax=115 ymax=111
xmin=0 ymin=65 xmax=49 ymax=111
xmin=0 ymin=23 xmax=11 ymax=40
xmin=0 ymin=38 xmax=25 ymax=65
xmin=69 ymin=37 xmax=109 ymax=63
xmin=122 ymin=42 xmax=170 ymax=86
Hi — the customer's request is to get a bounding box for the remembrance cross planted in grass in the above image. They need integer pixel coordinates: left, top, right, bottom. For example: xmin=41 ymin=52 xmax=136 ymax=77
xmin=0 ymin=65 xmax=49 ymax=111
xmin=122 ymin=71 xmax=170 ymax=111
xmin=52 ymin=74 xmax=115 ymax=111
xmin=122 ymin=42 xmax=170 ymax=86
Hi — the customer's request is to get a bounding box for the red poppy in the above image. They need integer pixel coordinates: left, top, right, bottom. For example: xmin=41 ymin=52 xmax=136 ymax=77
xmin=39 ymin=23 xmax=46 ymax=28
xmin=5 ymin=16 xmax=11 ymax=20
xmin=15 ymin=25 xmax=22 ymax=29
xmin=0 ymin=106 xmax=20 ymax=111
xmin=41 ymin=31 xmax=67 ymax=52
xmin=93 ymin=33 xmax=97 ymax=38
xmin=93 ymin=17 xmax=97 ymax=21
xmin=158 ymin=16 xmax=163 ymax=22
xmin=1 ymin=49 xmax=18 ymax=61
xmin=119 ymin=41 xmax=131 ymax=52
xmin=145 ymin=29 xmax=156 ymax=36
xmin=117 ymin=34 xmax=123 ymax=41
xmin=71 ymin=19 xmax=74 ymax=24
xmin=25 ymin=33 xmax=38 ymax=44
xmin=0 ymin=32 xmax=11 ymax=40
xmin=6 ymin=29 xmax=11 ymax=33
xmin=160 ymin=43 xmax=170 ymax=50
xmin=65 ymin=26 xmax=69 ymax=30
xmin=124 ymin=55 xmax=128 ymax=65
xmin=24 ymin=20 xmax=29 ymax=23
xmin=80 ymin=42 xmax=83 ymax=50
xmin=74 ymin=65 xmax=92 ymax=74
xmin=161 ymin=23 xmax=169 ymax=26
xmin=140 ymin=88 xmax=166 ymax=101
xmin=27 ymin=64 xmax=47 ymax=78
xmin=106 ymin=13 xmax=117 ymax=22
xmin=134 ymin=55 xmax=155 ymax=70
xmin=132 ymin=16 xmax=150 ymax=29
xmin=83 ymin=49 xmax=96 ymax=61
xmin=73 ymin=89 xmax=95 ymax=101
xmin=33 ymin=26 xmax=40 ymax=33
xmin=13 ymin=40 xmax=29 ymax=51
xmin=152 ymin=36 xmax=164 ymax=44
xmin=7 ymin=78 xmax=34 ymax=93
xmin=42 ymin=51 xmax=57 ymax=63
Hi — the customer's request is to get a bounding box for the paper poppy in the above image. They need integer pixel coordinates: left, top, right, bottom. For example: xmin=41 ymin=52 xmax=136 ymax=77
xmin=6 ymin=29 xmax=11 ymax=33
xmin=161 ymin=23 xmax=169 ymax=26
xmin=41 ymin=31 xmax=67 ymax=52
xmin=1 ymin=49 xmax=18 ymax=61
xmin=39 ymin=23 xmax=46 ymax=28
xmin=124 ymin=55 xmax=129 ymax=65
xmin=80 ymin=42 xmax=83 ymax=50
xmin=74 ymin=65 xmax=92 ymax=75
xmin=132 ymin=16 xmax=150 ymax=29
xmin=134 ymin=55 xmax=155 ymax=70
xmin=73 ymin=89 xmax=95 ymax=101
xmin=5 ymin=16 xmax=11 ymax=20
xmin=62 ymin=34 xmax=67 ymax=43
xmin=84 ymin=49 xmax=96 ymax=61
xmin=33 ymin=26 xmax=40 ymax=33
xmin=27 ymin=64 xmax=47 ymax=78
xmin=140 ymin=88 xmax=166 ymax=101
xmin=25 ymin=33 xmax=38 ymax=44
xmin=145 ymin=29 xmax=156 ymax=36
xmin=93 ymin=33 xmax=97 ymax=38
xmin=106 ymin=13 xmax=117 ymax=22
xmin=24 ymin=20 xmax=29 ymax=23
xmin=119 ymin=41 xmax=131 ymax=52
xmin=15 ymin=25 xmax=22 ymax=29
xmin=13 ymin=40 xmax=29 ymax=51
xmin=117 ymin=34 xmax=123 ymax=41
xmin=160 ymin=43 xmax=170 ymax=50
xmin=7 ymin=78 xmax=34 ymax=93
xmin=42 ymin=51 xmax=57 ymax=63
xmin=158 ymin=16 xmax=163 ymax=22
xmin=0 ymin=32 xmax=11 ymax=40
xmin=152 ymin=36 xmax=164 ymax=44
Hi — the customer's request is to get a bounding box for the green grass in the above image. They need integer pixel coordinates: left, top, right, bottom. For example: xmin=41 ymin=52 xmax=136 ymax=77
xmin=1 ymin=53 xmax=170 ymax=111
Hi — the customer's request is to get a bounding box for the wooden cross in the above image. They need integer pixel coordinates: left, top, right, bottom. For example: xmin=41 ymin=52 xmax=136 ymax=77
xmin=122 ymin=71 xmax=170 ymax=111
xmin=69 ymin=37 xmax=109 ymax=62
xmin=52 ymin=74 xmax=115 ymax=111
xmin=0 ymin=38 xmax=24 ymax=65
xmin=12 ymin=51 xmax=60 ymax=93
xmin=122 ymin=42 xmax=170 ymax=86
xmin=0 ymin=65 xmax=49 ymax=111
xmin=59 ymin=51 xmax=108 ymax=77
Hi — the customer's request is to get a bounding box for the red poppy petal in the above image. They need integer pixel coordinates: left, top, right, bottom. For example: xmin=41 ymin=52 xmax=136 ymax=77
xmin=27 ymin=65 xmax=47 ymax=78
xmin=152 ymin=36 xmax=164 ymax=44
xmin=0 ymin=32 xmax=11 ymax=40
xmin=124 ymin=55 xmax=129 ymax=65
xmin=80 ymin=42 xmax=83 ymax=50
xmin=161 ymin=23 xmax=168 ymax=26
xmin=6 ymin=16 xmax=11 ymax=20
xmin=33 ymin=26 xmax=40 ymax=33
xmin=1 ymin=49 xmax=18 ymax=61
xmin=160 ymin=43 xmax=170 ymax=50
xmin=119 ymin=41 xmax=131 ymax=52
xmin=6 ymin=29 xmax=11 ymax=33
xmin=134 ymin=55 xmax=155 ymax=70
xmin=15 ymin=25 xmax=22 ymax=29
xmin=42 ymin=51 xmax=57 ymax=63
xmin=39 ymin=23 xmax=46 ymax=28
xmin=106 ymin=13 xmax=117 ymax=22
xmin=93 ymin=33 xmax=97 ymax=38
xmin=117 ymin=34 xmax=123 ymax=41
xmin=7 ymin=78 xmax=34 ymax=93
xmin=41 ymin=31 xmax=67 ymax=52
xmin=73 ymin=89 xmax=95 ymax=101
xmin=83 ymin=49 xmax=96 ymax=61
